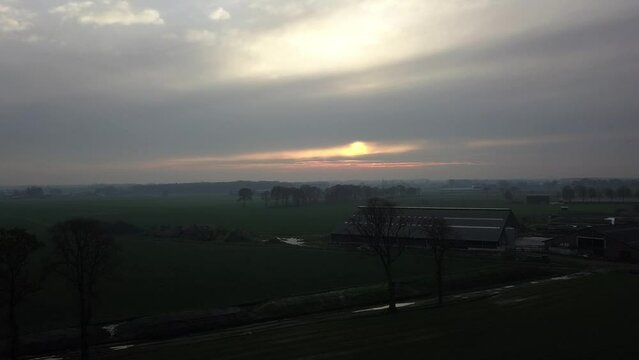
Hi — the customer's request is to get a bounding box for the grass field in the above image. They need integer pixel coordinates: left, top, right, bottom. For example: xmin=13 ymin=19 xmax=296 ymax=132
xmin=109 ymin=271 xmax=639 ymax=360
xmin=0 ymin=195 xmax=356 ymax=238
xmin=0 ymin=191 xmax=631 ymax=338
xmin=16 ymin=240 xmax=527 ymax=335
xmin=1 ymin=191 xmax=635 ymax=238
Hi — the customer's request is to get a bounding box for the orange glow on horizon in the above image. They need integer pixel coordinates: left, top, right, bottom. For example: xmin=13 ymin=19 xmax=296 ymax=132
xmin=144 ymin=141 xmax=420 ymax=169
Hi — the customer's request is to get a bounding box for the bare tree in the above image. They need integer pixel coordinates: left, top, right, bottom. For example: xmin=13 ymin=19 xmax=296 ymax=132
xmin=503 ymin=190 xmax=513 ymax=202
xmin=423 ymin=217 xmax=453 ymax=306
xmin=604 ymin=188 xmax=615 ymax=201
xmin=0 ymin=228 xmax=42 ymax=360
xmin=561 ymin=186 xmax=575 ymax=203
xmin=575 ymin=185 xmax=588 ymax=202
xmin=351 ymin=198 xmax=412 ymax=312
xmin=617 ymin=186 xmax=632 ymax=202
xmin=260 ymin=190 xmax=270 ymax=207
xmin=50 ymin=219 xmax=116 ymax=360
xmin=237 ymin=188 xmax=253 ymax=207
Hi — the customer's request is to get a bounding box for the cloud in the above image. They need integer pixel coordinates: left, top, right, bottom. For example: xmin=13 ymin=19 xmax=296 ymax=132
xmin=209 ymin=7 xmax=230 ymax=21
xmin=50 ymin=1 xmax=164 ymax=26
xmin=0 ymin=1 xmax=34 ymax=33
xmin=466 ymin=136 xmax=570 ymax=149
xmin=184 ymin=29 xmax=217 ymax=44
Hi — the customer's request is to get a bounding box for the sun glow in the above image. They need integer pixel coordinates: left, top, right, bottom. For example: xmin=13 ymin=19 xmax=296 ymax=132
xmin=340 ymin=141 xmax=370 ymax=157
xmin=143 ymin=141 xmax=419 ymax=169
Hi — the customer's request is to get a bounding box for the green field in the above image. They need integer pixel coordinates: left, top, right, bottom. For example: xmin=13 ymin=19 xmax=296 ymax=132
xmin=0 ymin=195 xmax=356 ymax=238
xmin=0 ymin=191 xmax=630 ymax=338
xmin=16 ymin=239 xmax=529 ymax=335
xmin=0 ymin=191 xmax=634 ymax=237
xmin=109 ymin=271 xmax=639 ymax=360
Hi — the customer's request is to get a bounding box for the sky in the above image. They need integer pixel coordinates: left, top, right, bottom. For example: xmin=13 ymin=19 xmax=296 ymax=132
xmin=1 ymin=0 xmax=639 ymax=185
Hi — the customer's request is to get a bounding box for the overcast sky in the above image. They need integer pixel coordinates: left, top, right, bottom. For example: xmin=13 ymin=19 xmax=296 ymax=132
xmin=1 ymin=0 xmax=638 ymax=185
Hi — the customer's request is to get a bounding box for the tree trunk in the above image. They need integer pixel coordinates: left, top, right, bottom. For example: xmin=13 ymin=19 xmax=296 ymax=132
xmin=436 ymin=257 xmax=444 ymax=306
xmin=79 ymin=293 xmax=89 ymax=360
xmin=384 ymin=264 xmax=397 ymax=313
xmin=9 ymin=285 xmax=18 ymax=360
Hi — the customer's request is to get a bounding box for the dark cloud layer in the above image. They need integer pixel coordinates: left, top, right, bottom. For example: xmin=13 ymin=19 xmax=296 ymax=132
xmin=1 ymin=1 xmax=638 ymax=184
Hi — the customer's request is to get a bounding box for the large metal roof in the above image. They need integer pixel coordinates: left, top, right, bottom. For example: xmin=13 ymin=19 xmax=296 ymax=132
xmin=332 ymin=207 xmax=517 ymax=243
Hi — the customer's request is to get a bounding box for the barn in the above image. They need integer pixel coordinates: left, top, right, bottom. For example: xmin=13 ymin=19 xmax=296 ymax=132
xmin=331 ymin=207 xmax=518 ymax=250
xmin=545 ymin=224 xmax=639 ymax=261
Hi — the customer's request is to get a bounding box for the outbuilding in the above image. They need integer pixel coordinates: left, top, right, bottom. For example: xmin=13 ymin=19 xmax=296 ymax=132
xmin=545 ymin=224 xmax=639 ymax=261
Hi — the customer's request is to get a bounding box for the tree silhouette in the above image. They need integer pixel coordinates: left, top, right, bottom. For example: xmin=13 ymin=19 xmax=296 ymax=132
xmin=561 ymin=186 xmax=575 ymax=203
xmin=237 ymin=188 xmax=253 ymax=207
xmin=51 ymin=219 xmax=116 ymax=360
xmin=0 ymin=228 xmax=42 ymax=360
xmin=617 ymin=186 xmax=631 ymax=202
xmin=260 ymin=190 xmax=270 ymax=207
xmin=503 ymin=190 xmax=513 ymax=202
xmin=351 ymin=198 xmax=413 ymax=312
xmin=575 ymin=185 xmax=588 ymax=202
xmin=423 ymin=217 xmax=453 ymax=306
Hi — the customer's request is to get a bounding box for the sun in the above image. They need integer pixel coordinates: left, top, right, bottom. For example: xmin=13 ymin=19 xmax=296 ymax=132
xmin=341 ymin=141 xmax=370 ymax=157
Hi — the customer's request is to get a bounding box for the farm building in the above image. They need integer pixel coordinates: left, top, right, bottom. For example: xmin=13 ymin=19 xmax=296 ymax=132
xmin=331 ymin=207 xmax=518 ymax=249
xmin=526 ymin=194 xmax=551 ymax=205
xmin=545 ymin=224 xmax=639 ymax=261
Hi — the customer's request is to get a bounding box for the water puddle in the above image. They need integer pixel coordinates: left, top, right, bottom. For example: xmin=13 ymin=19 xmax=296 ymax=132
xmin=493 ymin=296 xmax=539 ymax=306
xmin=353 ymin=302 xmax=415 ymax=313
xmin=278 ymin=237 xmax=305 ymax=246
xmin=110 ymin=345 xmax=135 ymax=351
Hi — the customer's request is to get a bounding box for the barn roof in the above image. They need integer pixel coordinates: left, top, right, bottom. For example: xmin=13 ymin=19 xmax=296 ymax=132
xmin=332 ymin=207 xmax=517 ymax=243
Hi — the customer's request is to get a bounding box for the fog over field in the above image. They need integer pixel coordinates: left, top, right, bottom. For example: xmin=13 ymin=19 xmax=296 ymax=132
xmin=1 ymin=0 xmax=639 ymax=184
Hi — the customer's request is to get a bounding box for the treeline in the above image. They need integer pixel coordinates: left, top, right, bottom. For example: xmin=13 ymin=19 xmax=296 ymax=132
xmin=268 ymin=185 xmax=323 ymax=206
xmin=247 ymin=184 xmax=421 ymax=207
xmin=4 ymin=186 xmax=46 ymax=199
xmin=325 ymin=184 xmax=419 ymax=202
xmin=126 ymin=181 xmax=290 ymax=196
xmin=561 ymin=184 xmax=638 ymax=202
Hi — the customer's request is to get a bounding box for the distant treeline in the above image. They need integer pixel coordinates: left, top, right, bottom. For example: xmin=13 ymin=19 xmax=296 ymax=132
xmin=255 ymin=184 xmax=420 ymax=207
xmin=498 ymin=178 xmax=639 ymax=203
xmin=123 ymin=181 xmax=292 ymax=196
xmin=560 ymin=184 xmax=638 ymax=202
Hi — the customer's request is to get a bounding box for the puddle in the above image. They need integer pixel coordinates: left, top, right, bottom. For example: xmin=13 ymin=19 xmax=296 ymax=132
xmin=551 ymin=272 xmax=592 ymax=281
xmin=278 ymin=237 xmax=305 ymax=246
xmin=353 ymin=302 xmax=415 ymax=313
xmin=30 ymin=357 xmax=64 ymax=360
xmin=110 ymin=345 xmax=135 ymax=351
xmin=494 ymin=296 xmax=539 ymax=306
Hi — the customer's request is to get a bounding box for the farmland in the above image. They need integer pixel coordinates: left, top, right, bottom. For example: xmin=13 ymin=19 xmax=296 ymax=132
xmin=1 ymin=190 xmax=635 ymax=237
xmin=0 ymin=190 xmax=633 ymax=337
